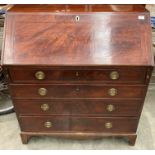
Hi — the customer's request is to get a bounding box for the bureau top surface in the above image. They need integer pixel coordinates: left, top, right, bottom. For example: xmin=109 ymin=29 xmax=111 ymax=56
xmin=1 ymin=5 xmax=154 ymax=66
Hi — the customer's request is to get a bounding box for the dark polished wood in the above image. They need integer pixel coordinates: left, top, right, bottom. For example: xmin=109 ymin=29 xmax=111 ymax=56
xmin=1 ymin=7 xmax=154 ymax=66
xmin=10 ymin=84 xmax=146 ymax=99
xmin=8 ymin=5 xmax=147 ymax=12
xmin=1 ymin=4 xmax=154 ymax=145
xmin=8 ymin=66 xmax=147 ymax=84
xmin=13 ymin=99 xmax=142 ymax=116
xmin=19 ymin=116 xmax=138 ymax=133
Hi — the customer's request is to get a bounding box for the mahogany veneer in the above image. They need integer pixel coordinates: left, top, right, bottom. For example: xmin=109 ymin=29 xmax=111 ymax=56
xmin=1 ymin=4 xmax=154 ymax=145
xmin=19 ymin=116 xmax=138 ymax=133
xmin=13 ymin=99 xmax=141 ymax=116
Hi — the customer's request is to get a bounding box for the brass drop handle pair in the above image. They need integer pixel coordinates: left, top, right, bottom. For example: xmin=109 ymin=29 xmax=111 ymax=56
xmin=44 ymin=121 xmax=112 ymax=129
xmin=38 ymin=88 xmax=117 ymax=96
xmin=35 ymin=71 xmax=119 ymax=80
xmin=44 ymin=120 xmax=112 ymax=129
xmin=38 ymin=87 xmax=117 ymax=96
xmin=40 ymin=103 xmax=114 ymax=112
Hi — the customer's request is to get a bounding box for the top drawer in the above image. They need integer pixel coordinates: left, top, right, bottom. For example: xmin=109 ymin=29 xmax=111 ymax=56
xmin=8 ymin=66 xmax=147 ymax=84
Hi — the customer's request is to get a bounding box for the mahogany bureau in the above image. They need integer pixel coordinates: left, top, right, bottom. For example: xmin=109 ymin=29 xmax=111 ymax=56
xmin=1 ymin=5 xmax=154 ymax=145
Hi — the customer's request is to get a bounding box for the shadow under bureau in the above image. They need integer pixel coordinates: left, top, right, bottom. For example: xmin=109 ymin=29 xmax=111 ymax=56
xmin=1 ymin=4 xmax=154 ymax=145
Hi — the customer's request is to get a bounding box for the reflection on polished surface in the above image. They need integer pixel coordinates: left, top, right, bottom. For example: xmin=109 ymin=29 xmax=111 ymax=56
xmin=3 ymin=12 xmax=153 ymax=66
xmin=9 ymin=4 xmax=146 ymax=12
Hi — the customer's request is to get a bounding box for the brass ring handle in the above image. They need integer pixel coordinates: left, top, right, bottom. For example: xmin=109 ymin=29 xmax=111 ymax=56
xmin=35 ymin=71 xmax=45 ymax=80
xmin=108 ymin=88 xmax=117 ymax=96
xmin=109 ymin=71 xmax=119 ymax=80
xmin=41 ymin=104 xmax=49 ymax=111
xmin=38 ymin=88 xmax=47 ymax=96
xmin=44 ymin=121 xmax=52 ymax=128
xmin=106 ymin=104 xmax=115 ymax=112
xmin=105 ymin=122 xmax=113 ymax=129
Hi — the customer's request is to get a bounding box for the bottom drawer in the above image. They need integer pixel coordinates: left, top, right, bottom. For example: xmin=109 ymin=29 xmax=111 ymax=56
xmin=19 ymin=116 xmax=138 ymax=133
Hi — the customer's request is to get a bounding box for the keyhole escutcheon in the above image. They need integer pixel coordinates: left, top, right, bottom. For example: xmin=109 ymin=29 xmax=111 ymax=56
xmin=75 ymin=15 xmax=80 ymax=22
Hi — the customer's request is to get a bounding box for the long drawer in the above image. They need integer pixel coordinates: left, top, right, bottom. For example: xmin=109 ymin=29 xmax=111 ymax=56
xmin=19 ymin=116 xmax=138 ymax=133
xmin=10 ymin=84 xmax=146 ymax=99
xmin=14 ymin=99 xmax=142 ymax=116
xmin=8 ymin=67 xmax=147 ymax=84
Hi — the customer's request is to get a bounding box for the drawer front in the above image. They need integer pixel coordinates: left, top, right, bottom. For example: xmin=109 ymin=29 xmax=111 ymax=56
xmin=19 ymin=116 xmax=138 ymax=133
xmin=14 ymin=99 xmax=141 ymax=116
xmin=10 ymin=84 xmax=145 ymax=99
xmin=8 ymin=67 xmax=147 ymax=84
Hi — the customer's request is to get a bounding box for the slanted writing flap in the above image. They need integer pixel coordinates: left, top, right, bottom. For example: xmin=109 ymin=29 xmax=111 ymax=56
xmin=2 ymin=12 xmax=153 ymax=66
